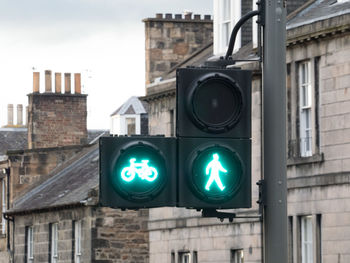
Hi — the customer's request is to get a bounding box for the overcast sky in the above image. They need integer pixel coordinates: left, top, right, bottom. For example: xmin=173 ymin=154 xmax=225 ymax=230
xmin=0 ymin=0 xmax=212 ymax=129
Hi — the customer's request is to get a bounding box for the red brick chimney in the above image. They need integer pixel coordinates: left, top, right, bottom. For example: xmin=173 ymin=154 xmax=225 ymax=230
xmin=27 ymin=70 xmax=87 ymax=149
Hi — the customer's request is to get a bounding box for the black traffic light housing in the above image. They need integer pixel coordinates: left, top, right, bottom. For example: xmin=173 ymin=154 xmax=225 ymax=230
xmin=176 ymin=67 xmax=251 ymax=138
xmin=177 ymin=67 xmax=252 ymax=209
xmin=99 ymin=136 xmax=176 ymax=209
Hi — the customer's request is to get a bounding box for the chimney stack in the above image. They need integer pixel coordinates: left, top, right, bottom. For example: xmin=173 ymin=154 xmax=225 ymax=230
xmin=17 ymin=104 xmax=23 ymax=125
xmin=45 ymin=70 xmax=52 ymax=92
xmin=74 ymin=73 xmax=81 ymax=94
xmin=7 ymin=104 xmax=14 ymax=126
xmin=28 ymin=69 xmax=87 ymax=149
xmin=55 ymin=73 xmax=61 ymax=93
xmin=33 ymin=72 xmax=40 ymax=93
xmin=64 ymin=73 xmax=71 ymax=94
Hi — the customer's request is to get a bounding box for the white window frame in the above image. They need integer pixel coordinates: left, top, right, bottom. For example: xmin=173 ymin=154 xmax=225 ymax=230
xmin=27 ymin=226 xmax=34 ymax=263
xmin=1 ymin=179 xmax=6 ymax=234
xmin=231 ymin=249 xmax=244 ymax=263
xmin=299 ymin=61 xmax=313 ymax=157
xmin=51 ymin=223 xmax=58 ymax=263
xmin=214 ymin=0 xmax=241 ymax=55
xmin=74 ymin=220 xmax=82 ymax=263
xmin=179 ymin=252 xmax=191 ymax=263
xmin=301 ymin=216 xmax=313 ymax=263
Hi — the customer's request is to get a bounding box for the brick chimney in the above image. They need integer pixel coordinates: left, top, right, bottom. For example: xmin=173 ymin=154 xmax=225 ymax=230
xmin=143 ymin=13 xmax=213 ymax=84
xmin=28 ymin=70 xmax=88 ymax=149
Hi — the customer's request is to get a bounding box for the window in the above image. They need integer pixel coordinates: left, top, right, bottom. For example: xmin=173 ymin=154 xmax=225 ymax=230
xmin=231 ymin=249 xmax=244 ymax=263
xmin=26 ymin=226 xmax=34 ymax=263
xmin=221 ymin=0 xmax=231 ymax=49
xmin=126 ymin=118 xmax=136 ymax=135
xmin=1 ymin=179 xmax=6 ymax=234
xmin=301 ymin=216 xmax=313 ymax=263
xmin=178 ymin=252 xmax=191 ymax=263
xmin=214 ymin=0 xmax=242 ymax=54
xmin=299 ymin=61 xmax=312 ymax=157
xmin=74 ymin=220 xmax=82 ymax=263
xmin=50 ymin=223 xmax=58 ymax=263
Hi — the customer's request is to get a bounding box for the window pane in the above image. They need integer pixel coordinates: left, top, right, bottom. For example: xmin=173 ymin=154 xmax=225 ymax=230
xmin=223 ymin=0 xmax=231 ymax=20
xmin=301 ymin=216 xmax=313 ymax=263
xmin=126 ymin=118 xmax=136 ymax=135
xmin=222 ymin=22 xmax=230 ymax=48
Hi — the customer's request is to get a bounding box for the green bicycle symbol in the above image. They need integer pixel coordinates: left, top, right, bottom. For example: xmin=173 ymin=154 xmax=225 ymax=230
xmin=121 ymin=158 xmax=158 ymax=182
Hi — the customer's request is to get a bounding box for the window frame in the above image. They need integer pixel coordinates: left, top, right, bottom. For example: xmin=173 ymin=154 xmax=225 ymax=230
xmin=214 ymin=0 xmax=242 ymax=55
xmin=50 ymin=223 xmax=58 ymax=263
xmin=26 ymin=226 xmax=34 ymax=263
xmin=74 ymin=220 xmax=82 ymax=263
xmin=301 ymin=215 xmax=313 ymax=263
xmin=1 ymin=178 xmax=6 ymax=235
xmin=231 ymin=249 xmax=244 ymax=263
xmin=298 ymin=61 xmax=313 ymax=157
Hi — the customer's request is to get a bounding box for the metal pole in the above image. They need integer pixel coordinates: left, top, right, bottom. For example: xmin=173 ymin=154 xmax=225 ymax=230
xmin=262 ymin=0 xmax=288 ymax=262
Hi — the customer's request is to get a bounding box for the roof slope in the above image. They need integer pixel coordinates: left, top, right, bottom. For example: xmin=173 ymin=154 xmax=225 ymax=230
xmin=8 ymin=143 xmax=99 ymax=214
xmin=0 ymin=128 xmax=27 ymax=156
xmin=287 ymin=0 xmax=350 ymax=29
xmin=111 ymin=96 xmax=148 ymax=116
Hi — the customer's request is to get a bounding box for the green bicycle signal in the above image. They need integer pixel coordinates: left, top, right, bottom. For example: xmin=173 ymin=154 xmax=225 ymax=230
xmin=121 ymin=158 xmax=158 ymax=182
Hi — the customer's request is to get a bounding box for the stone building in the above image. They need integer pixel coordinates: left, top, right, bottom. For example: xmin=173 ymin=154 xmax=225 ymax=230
xmin=142 ymin=0 xmax=350 ymax=263
xmin=0 ymin=71 xmax=148 ymax=262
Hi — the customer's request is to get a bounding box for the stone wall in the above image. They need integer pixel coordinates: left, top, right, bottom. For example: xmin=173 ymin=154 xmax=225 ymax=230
xmin=286 ymin=27 xmax=350 ymax=263
xmin=7 ymin=145 xmax=87 ymax=203
xmin=13 ymin=207 xmax=91 ymax=263
xmin=91 ymin=207 xmax=149 ymax=263
xmin=143 ymin=14 xmax=213 ymax=84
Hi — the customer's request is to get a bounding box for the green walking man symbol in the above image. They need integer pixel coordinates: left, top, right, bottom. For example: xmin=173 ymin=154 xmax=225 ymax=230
xmin=205 ymin=153 xmax=227 ymax=191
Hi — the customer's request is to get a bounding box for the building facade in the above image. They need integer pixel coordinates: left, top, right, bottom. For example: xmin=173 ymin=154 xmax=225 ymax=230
xmin=143 ymin=1 xmax=350 ymax=263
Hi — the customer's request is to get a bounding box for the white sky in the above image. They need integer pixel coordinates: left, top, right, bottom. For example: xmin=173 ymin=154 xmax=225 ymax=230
xmin=0 ymin=0 xmax=212 ymax=129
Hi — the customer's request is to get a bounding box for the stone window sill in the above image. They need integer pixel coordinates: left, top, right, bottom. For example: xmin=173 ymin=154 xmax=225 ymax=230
xmin=287 ymin=153 xmax=324 ymax=166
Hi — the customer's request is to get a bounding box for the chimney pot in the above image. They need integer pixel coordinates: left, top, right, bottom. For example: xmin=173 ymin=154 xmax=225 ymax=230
xmin=74 ymin=73 xmax=81 ymax=94
xmin=204 ymin=15 xmax=211 ymax=20
xmin=26 ymin=106 xmax=28 ymax=126
xmin=55 ymin=73 xmax=62 ymax=93
xmin=33 ymin=72 xmax=40 ymax=93
xmin=175 ymin=14 xmax=182 ymax=19
xmin=156 ymin=13 xmax=163 ymax=19
xmin=7 ymin=104 xmax=13 ymax=126
xmin=64 ymin=73 xmax=71 ymax=94
xmin=165 ymin=13 xmax=172 ymax=19
xmin=45 ymin=70 xmax=52 ymax=92
xmin=17 ymin=104 xmax=23 ymax=125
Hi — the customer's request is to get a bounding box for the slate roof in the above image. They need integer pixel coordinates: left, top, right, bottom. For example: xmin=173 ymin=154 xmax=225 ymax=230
xmin=287 ymin=0 xmax=350 ymax=29
xmin=0 ymin=128 xmax=28 ymax=157
xmin=7 ymin=143 xmax=99 ymax=215
xmin=110 ymin=96 xmax=148 ymax=117
xmin=0 ymin=128 xmax=107 ymax=158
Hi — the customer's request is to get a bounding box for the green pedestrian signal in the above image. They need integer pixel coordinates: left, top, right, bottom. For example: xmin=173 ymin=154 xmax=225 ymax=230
xmin=205 ymin=153 xmax=227 ymax=191
xmin=187 ymin=144 xmax=245 ymax=205
xmin=177 ymin=67 xmax=252 ymax=209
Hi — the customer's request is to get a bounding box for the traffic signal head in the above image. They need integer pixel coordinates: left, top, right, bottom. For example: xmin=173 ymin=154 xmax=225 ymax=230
xmin=177 ymin=67 xmax=252 ymax=209
xmin=99 ymin=136 xmax=176 ymax=209
xmin=176 ymin=67 xmax=251 ymax=138
xmin=178 ymin=137 xmax=251 ymax=209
